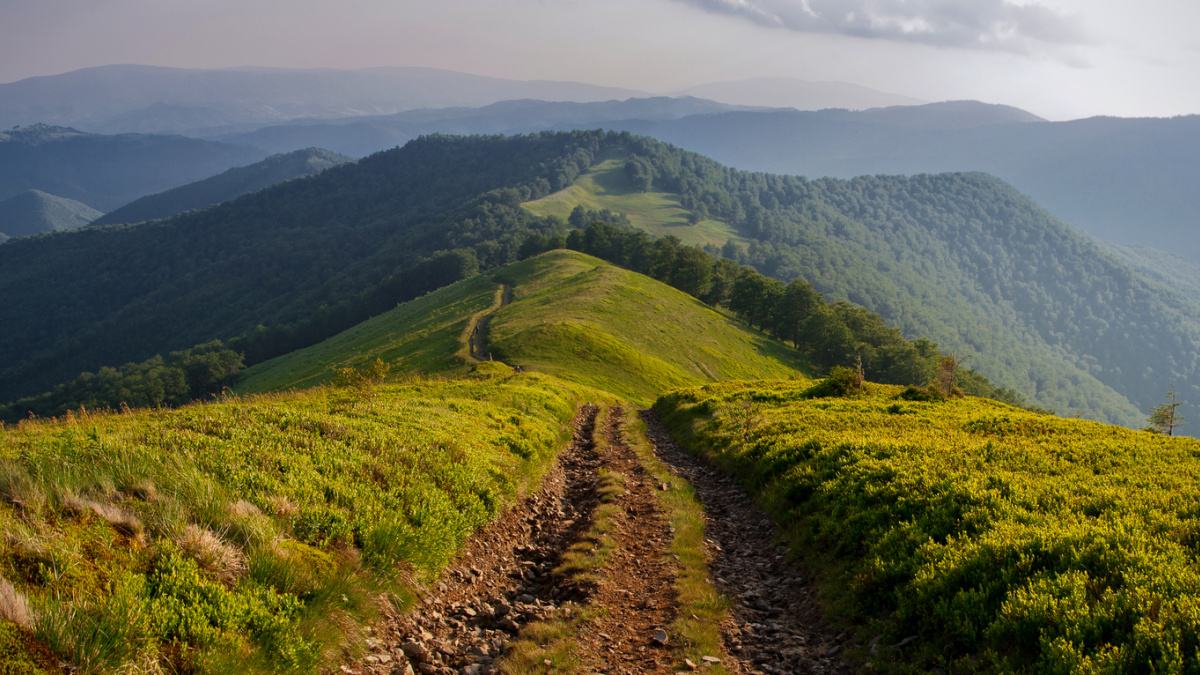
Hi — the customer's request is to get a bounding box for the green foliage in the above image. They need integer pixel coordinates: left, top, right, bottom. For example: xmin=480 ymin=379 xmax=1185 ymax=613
xmin=0 ymin=341 xmax=243 ymax=423
xmin=0 ymin=620 xmax=51 ymax=675
xmin=0 ymin=131 xmax=606 ymax=402
xmin=565 ymin=222 xmax=1037 ymax=411
xmin=1145 ymin=385 xmax=1186 ymax=436
xmin=0 ymin=374 xmax=591 ymax=673
xmin=656 ymin=379 xmax=1200 ymax=672
xmin=530 ymin=137 xmax=1180 ymax=426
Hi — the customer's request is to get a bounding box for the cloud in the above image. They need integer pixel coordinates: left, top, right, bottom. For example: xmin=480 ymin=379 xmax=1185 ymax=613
xmin=671 ymin=0 xmax=1091 ymax=54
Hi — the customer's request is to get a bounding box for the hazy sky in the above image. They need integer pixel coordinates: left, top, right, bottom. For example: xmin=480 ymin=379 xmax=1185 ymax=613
xmin=2 ymin=0 xmax=1197 ymax=120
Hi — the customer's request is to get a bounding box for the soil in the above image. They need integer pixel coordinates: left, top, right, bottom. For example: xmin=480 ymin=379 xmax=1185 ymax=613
xmin=340 ymin=405 xmax=850 ymax=675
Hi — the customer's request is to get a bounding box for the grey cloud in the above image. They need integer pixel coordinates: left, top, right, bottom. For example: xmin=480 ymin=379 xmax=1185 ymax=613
xmin=672 ymin=0 xmax=1091 ymax=53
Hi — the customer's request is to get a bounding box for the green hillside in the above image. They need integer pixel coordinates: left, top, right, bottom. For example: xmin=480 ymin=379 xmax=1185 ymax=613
xmin=655 ymin=379 xmax=1200 ymax=672
xmin=518 ymin=139 xmax=1200 ymax=427
xmin=237 ymin=273 xmax=500 ymax=393
xmin=0 ymin=124 xmax=266 ymax=211
xmin=93 ymin=148 xmax=355 ymax=227
xmin=1 ymin=371 xmax=602 ymax=674
xmin=522 ymin=148 xmax=741 ymax=248
xmin=240 ymin=250 xmax=808 ymax=402
xmin=0 ymin=190 xmax=102 ymax=239
xmin=5 ymin=129 xmax=1197 ymax=429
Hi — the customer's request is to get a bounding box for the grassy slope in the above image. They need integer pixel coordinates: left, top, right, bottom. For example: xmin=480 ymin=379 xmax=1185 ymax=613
xmin=1 ymin=373 xmax=603 ymax=674
xmin=522 ymin=149 xmax=741 ymax=248
xmin=237 ymin=274 xmax=500 ymax=393
xmin=656 ymin=380 xmax=1200 ymax=673
xmin=487 ymin=250 xmax=808 ymax=403
xmin=241 ymin=250 xmax=809 ymax=405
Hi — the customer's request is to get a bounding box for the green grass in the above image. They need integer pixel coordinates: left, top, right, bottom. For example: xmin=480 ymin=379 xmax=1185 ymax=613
xmin=488 ymin=251 xmax=809 ymax=404
xmin=238 ymin=250 xmax=809 ymax=407
xmin=655 ymin=379 xmax=1200 ymax=674
xmin=0 ymin=372 xmax=603 ymax=673
xmin=522 ymin=149 xmax=742 ymax=248
xmin=237 ymin=275 xmax=501 ymax=394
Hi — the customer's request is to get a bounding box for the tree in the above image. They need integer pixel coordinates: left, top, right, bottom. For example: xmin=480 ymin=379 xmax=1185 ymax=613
xmin=1145 ymin=385 xmax=1186 ymax=436
xmin=935 ymin=352 xmax=971 ymax=398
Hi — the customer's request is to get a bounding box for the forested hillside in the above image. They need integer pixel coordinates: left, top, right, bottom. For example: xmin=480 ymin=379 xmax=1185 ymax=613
xmin=594 ymin=142 xmax=1199 ymax=425
xmin=0 ymin=124 xmax=266 ymax=211
xmin=3 ymin=130 xmax=1195 ymax=427
xmin=93 ymin=147 xmax=354 ymax=226
xmin=0 ymin=132 xmax=608 ymax=401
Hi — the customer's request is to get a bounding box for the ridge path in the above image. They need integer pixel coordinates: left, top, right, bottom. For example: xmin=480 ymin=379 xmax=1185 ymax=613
xmin=342 ymin=405 xmax=849 ymax=674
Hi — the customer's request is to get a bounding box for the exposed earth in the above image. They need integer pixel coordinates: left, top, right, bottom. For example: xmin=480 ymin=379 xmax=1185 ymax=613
xmin=340 ymin=404 xmax=851 ymax=674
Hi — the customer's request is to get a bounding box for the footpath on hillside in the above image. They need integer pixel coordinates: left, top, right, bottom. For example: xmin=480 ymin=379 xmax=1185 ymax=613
xmin=342 ymin=404 xmax=850 ymax=674
xmin=468 ymin=284 xmax=513 ymax=362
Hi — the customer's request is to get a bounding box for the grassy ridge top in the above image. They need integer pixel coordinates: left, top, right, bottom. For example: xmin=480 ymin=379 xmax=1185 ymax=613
xmin=655 ymin=379 xmax=1200 ymax=672
xmin=240 ymin=250 xmax=808 ymax=403
xmin=1 ymin=372 xmax=600 ymax=673
xmin=522 ymin=149 xmax=740 ymax=248
xmin=488 ymin=251 xmax=807 ymax=403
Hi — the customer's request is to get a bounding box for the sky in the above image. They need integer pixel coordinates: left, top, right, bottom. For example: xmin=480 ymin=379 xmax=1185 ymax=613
xmin=1 ymin=0 xmax=1197 ymax=120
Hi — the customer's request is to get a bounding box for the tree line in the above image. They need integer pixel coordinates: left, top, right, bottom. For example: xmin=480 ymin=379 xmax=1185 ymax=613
xmin=0 ymin=341 xmax=243 ymax=422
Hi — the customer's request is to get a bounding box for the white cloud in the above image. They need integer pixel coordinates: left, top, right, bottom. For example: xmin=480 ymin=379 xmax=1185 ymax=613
xmin=668 ymin=0 xmax=1091 ymax=55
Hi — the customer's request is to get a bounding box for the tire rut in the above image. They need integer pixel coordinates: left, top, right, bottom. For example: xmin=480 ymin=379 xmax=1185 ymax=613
xmin=346 ymin=403 xmax=604 ymax=675
xmin=639 ymin=410 xmax=851 ymax=675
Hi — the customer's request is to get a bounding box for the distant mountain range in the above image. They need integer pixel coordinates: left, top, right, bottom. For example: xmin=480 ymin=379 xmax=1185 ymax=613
xmin=94 ymin=147 xmax=354 ymax=226
xmin=0 ymin=65 xmax=647 ymax=134
xmin=0 ymin=65 xmax=928 ymax=136
xmin=0 ymin=190 xmax=101 ymax=240
xmin=0 ymin=123 xmax=266 ymax=212
xmin=671 ymin=77 xmax=925 ymax=110
xmin=206 ymin=97 xmax=768 ymax=157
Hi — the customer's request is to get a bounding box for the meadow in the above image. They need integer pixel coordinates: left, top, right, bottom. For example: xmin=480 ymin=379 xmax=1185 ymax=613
xmin=655 ymin=379 xmax=1200 ymax=673
xmin=521 ymin=149 xmax=742 ymax=248
xmin=0 ymin=371 xmax=600 ymax=673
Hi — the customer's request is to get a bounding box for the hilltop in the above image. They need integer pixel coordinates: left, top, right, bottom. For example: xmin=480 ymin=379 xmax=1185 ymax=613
xmin=239 ymin=250 xmax=807 ymax=401
xmin=0 ymin=190 xmax=101 ymax=239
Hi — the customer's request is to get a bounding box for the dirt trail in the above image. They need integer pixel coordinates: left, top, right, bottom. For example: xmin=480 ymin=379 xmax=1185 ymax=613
xmin=341 ymin=405 xmax=849 ymax=674
xmin=640 ymin=410 xmax=850 ymax=675
xmin=469 ymin=284 xmax=512 ymax=361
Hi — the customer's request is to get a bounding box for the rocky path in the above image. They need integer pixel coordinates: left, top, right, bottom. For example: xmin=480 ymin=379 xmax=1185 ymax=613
xmin=639 ymin=411 xmax=851 ymax=675
xmin=341 ymin=405 xmax=850 ymax=674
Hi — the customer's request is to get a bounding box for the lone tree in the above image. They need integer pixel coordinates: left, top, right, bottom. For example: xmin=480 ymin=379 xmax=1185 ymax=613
xmin=936 ymin=352 xmax=971 ymax=398
xmin=1146 ymin=385 xmax=1186 ymax=436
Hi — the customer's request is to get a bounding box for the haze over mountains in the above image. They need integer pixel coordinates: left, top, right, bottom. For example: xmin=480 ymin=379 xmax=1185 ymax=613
xmin=0 ymin=123 xmax=265 ymax=211
xmin=0 ymin=189 xmax=101 ymax=239
xmin=0 ymin=65 xmax=928 ymax=136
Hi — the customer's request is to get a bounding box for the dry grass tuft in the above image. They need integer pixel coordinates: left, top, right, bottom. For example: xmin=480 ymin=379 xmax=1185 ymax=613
xmin=89 ymin=501 xmax=146 ymax=542
xmin=267 ymin=495 xmax=298 ymax=518
xmin=230 ymin=499 xmax=262 ymax=518
xmin=177 ymin=524 xmax=246 ymax=586
xmin=0 ymin=574 xmax=32 ymax=627
xmin=127 ymin=481 xmax=158 ymax=502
